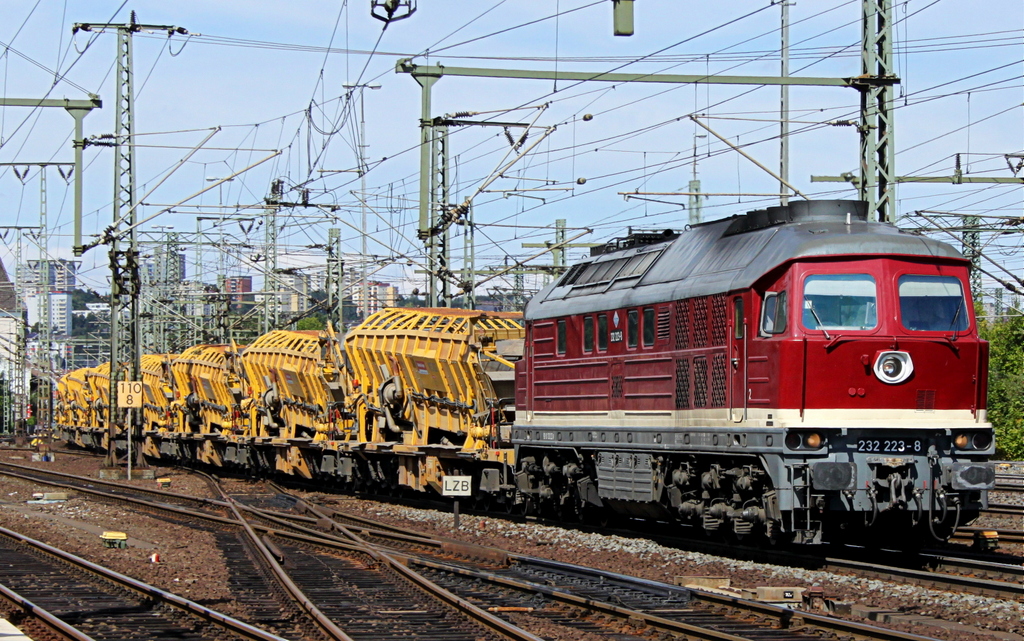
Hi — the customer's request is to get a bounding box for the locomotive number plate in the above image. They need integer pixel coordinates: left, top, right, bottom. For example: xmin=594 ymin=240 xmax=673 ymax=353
xmin=856 ymin=438 xmax=923 ymax=454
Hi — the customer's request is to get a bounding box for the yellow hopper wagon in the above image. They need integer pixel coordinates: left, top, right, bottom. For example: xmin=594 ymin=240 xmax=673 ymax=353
xmin=147 ymin=344 xmax=247 ymax=467
xmin=59 ymin=367 xmax=95 ymax=431
xmin=79 ymin=363 xmax=119 ymax=450
xmin=342 ymin=308 xmax=524 ymax=501
xmin=240 ymin=329 xmax=349 ymax=478
xmin=54 ymin=370 xmax=75 ymax=431
xmin=140 ymin=354 xmax=177 ymax=433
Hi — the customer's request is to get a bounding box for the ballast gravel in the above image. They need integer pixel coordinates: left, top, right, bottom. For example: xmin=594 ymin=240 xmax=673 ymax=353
xmin=333 ymin=496 xmax=1024 ymax=641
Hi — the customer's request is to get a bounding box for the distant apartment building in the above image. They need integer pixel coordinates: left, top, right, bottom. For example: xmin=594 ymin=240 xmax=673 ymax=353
xmin=277 ymin=273 xmax=311 ymax=314
xmin=25 ymin=292 xmax=72 ymax=335
xmin=352 ymin=281 xmax=398 ymax=316
xmin=179 ymin=281 xmax=213 ymax=319
xmin=18 ymin=259 xmax=79 ymax=293
xmin=224 ymin=276 xmax=252 ymax=298
xmin=223 ymin=276 xmax=254 ymax=310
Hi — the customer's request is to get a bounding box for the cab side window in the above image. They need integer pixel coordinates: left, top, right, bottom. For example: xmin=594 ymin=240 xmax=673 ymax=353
xmin=734 ymin=297 xmax=744 ymax=339
xmin=627 ymin=310 xmax=639 ymax=348
xmin=761 ymin=291 xmax=787 ymax=335
xmin=642 ymin=308 xmax=655 ymax=347
xmin=557 ymin=319 xmax=567 ymax=354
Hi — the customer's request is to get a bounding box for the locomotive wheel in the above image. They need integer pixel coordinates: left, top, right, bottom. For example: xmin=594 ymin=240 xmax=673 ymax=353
xmin=556 ymin=498 xmax=580 ymax=523
xmin=501 ymin=491 xmax=518 ymax=514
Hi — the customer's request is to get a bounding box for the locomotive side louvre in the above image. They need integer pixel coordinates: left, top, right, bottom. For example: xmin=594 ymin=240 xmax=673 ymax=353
xmin=515 ymin=199 xmax=995 ymax=544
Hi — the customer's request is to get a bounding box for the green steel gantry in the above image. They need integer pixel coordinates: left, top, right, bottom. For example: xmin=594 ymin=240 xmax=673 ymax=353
xmin=73 ymin=13 xmax=188 ymax=467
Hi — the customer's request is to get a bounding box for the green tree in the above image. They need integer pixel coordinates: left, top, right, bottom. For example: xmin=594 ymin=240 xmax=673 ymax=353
xmin=296 ymin=316 xmax=325 ymax=331
xmin=979 ymin=312 xmax=1024 ymax=459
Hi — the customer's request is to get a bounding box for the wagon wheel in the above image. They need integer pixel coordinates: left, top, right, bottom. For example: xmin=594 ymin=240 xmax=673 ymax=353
xmin=474 ymin=492 xmax=493 ymax=512
xmin=502 ymin=491 xmax=519 ymax=515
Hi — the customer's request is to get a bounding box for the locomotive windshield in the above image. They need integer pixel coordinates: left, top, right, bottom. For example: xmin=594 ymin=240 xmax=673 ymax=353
xmin=898 ymin=275 xmax=968 ymax=331
xmin=802 ymin=274 xmax=878 ymax=330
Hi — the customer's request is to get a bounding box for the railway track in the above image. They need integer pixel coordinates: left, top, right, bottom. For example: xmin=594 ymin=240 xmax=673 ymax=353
xmin=293 ymin=488 xmax=1024 ymax=601
xmin=0 ymin=461 xmax=541 ymax=641
xmin=0 ymin=524 xmax=289 ymax=641
xmin=5 ymin=457 xmax=1021 ymax=640
xmin=280 ymin=492 xmax=980 ymax=641
xmin=984 ymin=502 xmax=1024 ymax=516
xmin=952 ymin=526 xmax=1024 ymax=545
xmin=0 ymin=460 xmax=959 ymax=641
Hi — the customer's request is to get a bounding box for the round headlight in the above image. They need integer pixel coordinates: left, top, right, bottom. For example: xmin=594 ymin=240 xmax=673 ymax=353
xmin=972 ymin=431 xmax=993 ymax=450
xmin=785 ymin=432 xmax=802 ymax=450
xmin=804 ymin=432 xmax=822 ymax=449
xmin=881 ymin=356 xmax=902 ymax=377
xmin=873 ymin=351 xmax=913 ymax=384
xmin=954 ymin=433 xmax=969 ymax=449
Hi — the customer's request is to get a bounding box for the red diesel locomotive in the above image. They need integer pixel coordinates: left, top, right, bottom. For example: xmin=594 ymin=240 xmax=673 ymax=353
xmin=512 ymin=200 xmax=995 ymax=544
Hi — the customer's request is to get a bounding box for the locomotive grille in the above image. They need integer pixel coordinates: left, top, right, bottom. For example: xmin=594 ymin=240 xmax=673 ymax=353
xmin=711 ymin=354 xmax=727 ymax=407
xmin=559 ymin=262 xmax=587 ymax=286
xmin=916 ymin=389 xmax=936 ymax=412
xmin=691 ymin=298 xmax=709 ymax=348
xmin=611 ymin=376 xmax=624 ymax=398
xmin=693 ymin=356 xmax=708 ymax=407
xmin=674 ymin=359 xmax=691 ymax=409
xmin=674 ymin=301 xmax=689 ymax=350
xmin=711 ymin=294 xmax=728 ymax=346
xmin=657 ymin=308 xmax=671 ymax=342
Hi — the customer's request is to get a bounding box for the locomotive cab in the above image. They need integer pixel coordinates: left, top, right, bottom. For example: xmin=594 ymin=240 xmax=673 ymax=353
xmin=746 ymin=252 xmax=993 ymax=543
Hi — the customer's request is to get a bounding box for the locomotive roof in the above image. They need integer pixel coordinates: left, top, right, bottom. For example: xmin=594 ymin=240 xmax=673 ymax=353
xmin=524 ymin=200 xmax=965 ymax=320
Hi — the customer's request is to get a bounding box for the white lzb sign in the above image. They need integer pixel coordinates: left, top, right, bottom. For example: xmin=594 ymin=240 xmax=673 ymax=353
xmin=441 ymin=475 xmax=472 ymax=497
xmin=117 ymin=381 xmax=144 ymax=408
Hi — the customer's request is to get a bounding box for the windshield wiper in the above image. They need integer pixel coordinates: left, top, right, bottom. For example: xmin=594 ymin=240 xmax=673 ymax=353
xmin=949 ymin=298 xmax=964 ymax=341
xmin=806 ymin=303 xmax=831 ymax=340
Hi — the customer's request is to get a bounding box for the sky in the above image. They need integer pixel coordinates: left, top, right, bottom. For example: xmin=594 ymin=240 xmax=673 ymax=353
xmin=1 ymin=0 xmax=1022 ymax=304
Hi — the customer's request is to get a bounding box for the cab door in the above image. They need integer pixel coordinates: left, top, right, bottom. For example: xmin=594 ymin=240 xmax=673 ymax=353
xmin=730 ymin=295 xmax=747 ymax=422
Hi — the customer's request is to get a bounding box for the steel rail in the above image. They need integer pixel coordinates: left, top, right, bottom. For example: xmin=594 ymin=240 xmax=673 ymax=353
xmin=404 ymin=554 xmax=940 ymax=641
xmin=818 ymin=555 xmax=1022 ymax=599
xmin=0 ymin=524 xmax=291 ymax=641
xmin=0 ymin=459 xmax=219 ymax=507
xmin=0 ymin=465 xmax=239 ymax=526
xmin=952 ymin=526 xmax=1024 ymax=544
xmin=287 ymin=495 xmax=544 ymax=641
xmin=215 ymin=490 xmax=355 ymax=641
xmin=231 ymin=509 xmax=1007 ymax=641
xmin=984 ymin=502 xmax=1024 ymax=515
xmin=0 ymin=582 xmax=97 ymax=641
xmin=270 ymin=482 xmax=1024 ymax=599
xmin=260 ymin=490 xmax=967 ymax=641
